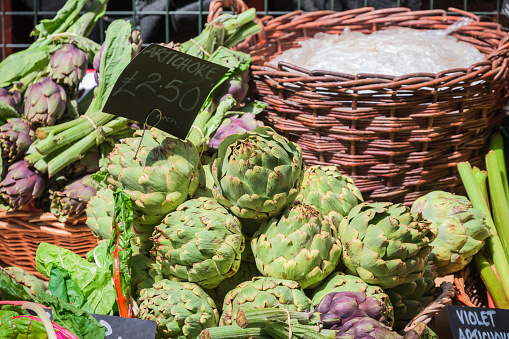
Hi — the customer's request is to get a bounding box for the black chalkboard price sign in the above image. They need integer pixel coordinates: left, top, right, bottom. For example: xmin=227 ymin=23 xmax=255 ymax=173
xmin=102 ymin=43 xmax=229 ymax=139
xmin=447 ymin=305 xmax=509 ymax=339
xmin=503 ymin=0 xmax=509 ymax=19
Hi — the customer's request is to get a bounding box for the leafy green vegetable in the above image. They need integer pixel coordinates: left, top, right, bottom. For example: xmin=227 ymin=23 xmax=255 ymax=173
xmin=0 ymin=310 xmax=49 ymax=339
xmin=35 ymin=243 xmax=116 ymax=315
xmin=0 ymin=269 xmax=34 ymax=301
xmin=37 ymin=292 xmax=105 ymax=339
xmin=0 ymin=47 xmax=52 ymax=88
xmin=48 ymin=265 xmax=94 ymax=313
xmin=0 ymin=102 xmax=19 ymax=122
xmin=31 ymin=0 xmax=88 ymax=42
xmin=93 ymin=20 xmax=134 ymax=112
xmin=69 ymin=0 xmax=109 ymax=37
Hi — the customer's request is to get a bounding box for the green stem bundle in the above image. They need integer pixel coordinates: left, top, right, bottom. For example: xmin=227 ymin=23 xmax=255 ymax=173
xmin=458 ymin=161 xmax=509 ymax=306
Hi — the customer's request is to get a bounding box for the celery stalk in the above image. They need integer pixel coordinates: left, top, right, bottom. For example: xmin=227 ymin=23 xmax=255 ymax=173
xmin=458 ymin=161 xmax=509 ymax=298
xmin=490 ymin=133 xmax=509 ymax=202
xmin=473 ymin=166 xmax=489 ymax=208
xmin=474 ymin=252 xmax=509 ymax=309
xmin=486 ymin=151 xmax=509 ymax=261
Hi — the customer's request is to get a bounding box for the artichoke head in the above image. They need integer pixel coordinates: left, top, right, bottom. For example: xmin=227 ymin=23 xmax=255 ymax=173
xmin=0 ymin=87 xmax=22 ymax=115
xmin=107 ymin=128 xmax=201 ymax=225
xmin=151 ymin=197 xmax=245 ymax=289
xmin=50 ymin=174 xmax=96 ymax=221
xmin=0 ymin=118 xmax=34 ymax=165
xmin=24 ymin=77 xmax=67 ymax=128
xmin=86 ymin=187 xmax=114 ymax=240
xmin=0 ymin=160 xmax=45 ymax=209
xmin=50 ymin=43 xmax=89 ymax=92
xmin=220 ymin=277 xmax=312 ymax=326
xmin=338 ymin=202 xmax=435 ymax=289
xmin=411 ymin=191 xmax=490 ymax=276
xmin=138 ymin=279 xmax=219 ymax=339
xmin=211 ymin=126 xmax=304 ymax=220
xmin=385 ymin=263 xmax=437 ymax=331
xmin=312 ymin=272 xmax=394 ymax=327
xmin=251 ymin=204 xmax=342 ymax=289
xmin=296 ymin=165 xmax=363 ymax=218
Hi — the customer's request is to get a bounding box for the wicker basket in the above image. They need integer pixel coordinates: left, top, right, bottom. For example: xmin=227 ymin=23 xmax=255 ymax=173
xmin=453 ymin=263 xmax=489 ymax=308
xmin=210 ymin=1 xmax=509 ymax=205
xmin=0 ymin=210 xmax=98 ymax=279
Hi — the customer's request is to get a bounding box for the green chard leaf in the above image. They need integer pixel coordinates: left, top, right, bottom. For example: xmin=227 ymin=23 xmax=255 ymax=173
xmin=36 ymin=292 xmax=105 ymax=339
xmin=0 ymin=47 xmax=52 ymax=88
xmin=93 ymin=20 xmax=133 ymax=113
xmin=35 ymin=243 xmax=116 ymax=315
xmin=0 ymin=269 xmax=35 ymax=302
xmin=0 ymin=310 xmax=49 ymax=338
xmin=48 ymin=265 xmax=94 ymax=313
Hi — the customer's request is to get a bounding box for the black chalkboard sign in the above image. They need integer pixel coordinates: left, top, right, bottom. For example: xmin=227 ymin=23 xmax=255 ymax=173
xmin=102 ymin=44 xmax=229 ymax=139
xmin=27 ymin=309 xmax=157 ymax=339
xmin=447 ymin=305 xmax=509 ymax=339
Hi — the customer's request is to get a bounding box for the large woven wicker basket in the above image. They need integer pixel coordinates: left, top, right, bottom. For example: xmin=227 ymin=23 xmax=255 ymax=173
xmin=0 ymin=210 xmax=97 ymax=279
xmin=210 ymin=1 xmax=509 ymax=204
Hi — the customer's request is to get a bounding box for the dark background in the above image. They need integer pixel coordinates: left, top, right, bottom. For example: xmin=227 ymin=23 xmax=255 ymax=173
xmin=1 ymin=0 xmax=506 ymax=60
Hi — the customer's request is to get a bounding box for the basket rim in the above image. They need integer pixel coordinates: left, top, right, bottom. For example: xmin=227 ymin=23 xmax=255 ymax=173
xmin=245 ymin=7 xmax=509 ymax=91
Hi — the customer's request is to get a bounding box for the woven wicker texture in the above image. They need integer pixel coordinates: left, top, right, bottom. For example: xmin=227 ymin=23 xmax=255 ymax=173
xmin=210 ymin=4 xmax=509 ymax=204
xmin=0 ymin=210 xmax=97 ymax=279
xmin=453 ymin=263 xmax=489 ymax=308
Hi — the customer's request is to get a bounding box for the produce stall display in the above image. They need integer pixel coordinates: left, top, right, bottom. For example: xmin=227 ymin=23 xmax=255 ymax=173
xmin=0 ymin=0 xmax=508 ymax=338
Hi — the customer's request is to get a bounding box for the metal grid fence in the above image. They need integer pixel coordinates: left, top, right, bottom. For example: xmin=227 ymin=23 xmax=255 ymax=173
xmin=0 ymin=0 xmax=505 ymax=60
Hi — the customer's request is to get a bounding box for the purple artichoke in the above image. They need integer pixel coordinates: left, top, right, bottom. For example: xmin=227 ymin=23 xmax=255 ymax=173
xmin=50 ymin=174 xmax=97 ymax=221
xmin=93 ymin=43 xmax=105 ymax=74
xmin=336 ymin=317 xmax=403 ymax=339
xmin=24 ymin=77 xmax=67 ymax=128
xmin=0 ymin=88 xmax=22 ymax=115
xmin=315 ymin=292 xmax=391 ymax=330
xmin=0 ymin=118 xmax=34 ymax=164
xmin=207 ymin=113 xmax=263 ymax=151
xmin=0 ymin=160 xmax=45 ymax=209
xmin=221 ymin=69 xmax=250 ymax=106
xmin=50 ymin=43 xmax=89 ymax=92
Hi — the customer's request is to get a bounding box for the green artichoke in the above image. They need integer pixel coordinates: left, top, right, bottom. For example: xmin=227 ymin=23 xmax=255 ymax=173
xmin=338 ymin=202 xmax=435 ymax=289
xmin=0 ymin=118 xmax=34 ymax=165
xmin=3 ymin=266 xmax=47 ymax=296
xmin=220 ymin=277 xmax=312 ymax=326
xmin=132 ymin=252 xmax=163 ymax=303
xmin=211 ymin=126 xmax=304 ymax=220
xmin=0 ymin=160 xmax=45 ymax=208
xmin=138 ymin=279 xmax=219 ymax=339
xmin=50 ymin=174 xmax=96 ymax=221
xmin=411 ymin=191 xmax=490 ymax=276
xmin=296 ymin=165 xmax=363 ymax=218
xmin=107 ymin=128 xmax=201 ymax=225
xmin=24 ymin=77 xmax=67 ymax=128
xmin=312 ymin=272 xmax=394 ymax=327
xmin=204 ymin=261 xmax=260 ymax=312
xmin=251 ymin=204 xmax=342 ymax=289
xmin=385 ymin=263 xmax=437 ymax=331
xmin=86 ymin=187 xmax=114 ymax=240
xmin=151 ymin=197 xmax=245 ymax=289
xmin=50 ymin=43 xmax=89 ymax=91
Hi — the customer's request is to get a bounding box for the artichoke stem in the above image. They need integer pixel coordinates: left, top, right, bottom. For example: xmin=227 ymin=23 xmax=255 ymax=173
xmin=36 ymin=112 xmax=114 ymax=155
xmin=25 ymin=151 xmax=45 ymax=166
xmin=236 ymin=307 xmax=314 ymax=329
xmin=263 ymin=322 xmax=333 ymax=339
xmin=201 ymin=326 xmax=270 ymax=339
xmin=36 ymin=110 xmax=102 ymax=139
xmin=47 ymin=117 xmax=128 ymax=176
xmin=474 ymin=252 xmax=509 ymax=309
